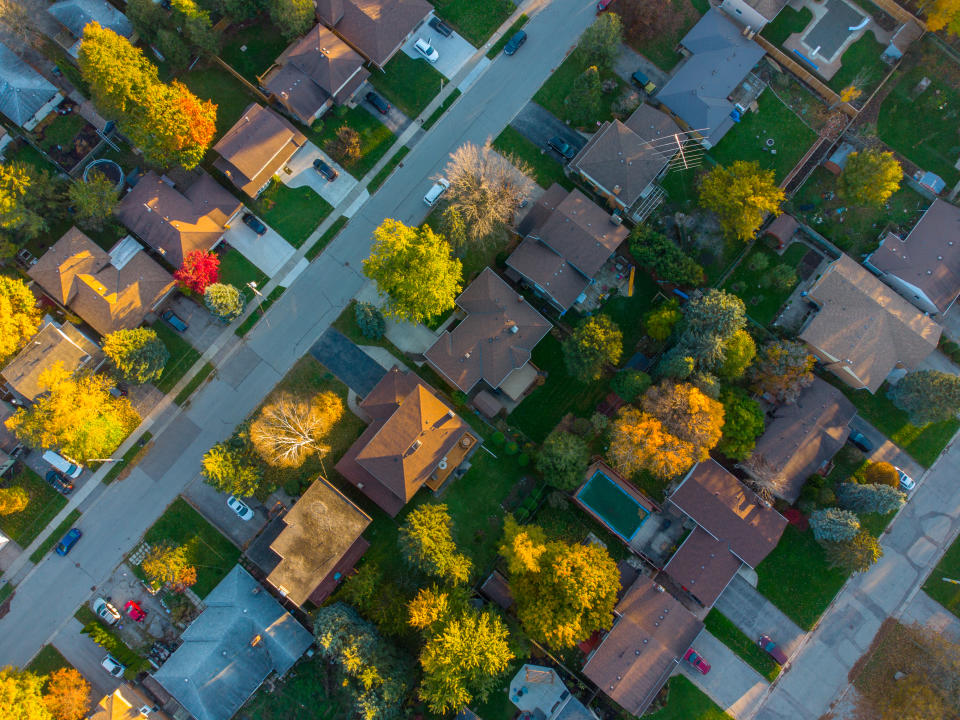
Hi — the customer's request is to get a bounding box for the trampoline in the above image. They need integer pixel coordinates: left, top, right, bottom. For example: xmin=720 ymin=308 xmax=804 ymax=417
xmin=576 ymin=469 xmax=650 ymax=541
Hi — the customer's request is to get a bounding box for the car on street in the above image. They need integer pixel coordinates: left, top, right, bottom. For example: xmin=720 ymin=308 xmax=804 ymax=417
xmin=313 ymin=158 xmax=339 ymax=181
xmin=93 ymin=598 xmax=121 ymax=625
xmin=414 ymin=38 xmax=439 ymax=62
xmin=161 ymin=309 xmax=189 ymax=332
xmin=631 ymin=68 xmax=657 ymax=94
xmin=758 ymin=635 xmax=788 ymax=665
xmin=848 ymin=431 xmax=873 ymax=453
xmin=101 ymin=654 xmax=125 ymax=677
xmin=54 ymin=528 xmax=82 ymax=556
xmin=45 ymin=470 xmax=74 ymax=495
xmin=366 ymin=91 xmax=390 ymax=115
xmin=227 ymin=495 xmax=255 ymax=521
xmin=423 ymin=178 xmax=450 ymax=206
xmin=242 ymin=212 xmax=268 ymax=236
xmin=684 ymin=648 xmax=711 ymax=674
xmin=429 ymin=16 xmax=452 ymax=37
xmin=503 ymin=30 xmax=527 ymax=55
xmin=548 ymin=136 xmax=576 ymax=160
xmin=895 ymin=466 xmax=916 ymax=493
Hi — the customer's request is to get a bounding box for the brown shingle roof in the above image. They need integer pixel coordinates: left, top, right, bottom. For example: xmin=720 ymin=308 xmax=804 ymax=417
xmin=662 ymin=526 xmax=743 ymax=607
xmin=583 ymin=575 xmax=703 ymax=716
xmin=213 ymin=104 xmax=307 ymax=198
xmin=425 ymin=268 xmax=553 ymax=393
xmin=1 ymin=321 xmax=102 ymax=401
xmin=29 ymin=228 xmax=175 ymax=336
xmin=763 ymin=213 xmax=799 ymax=246
xmin=317 ymin=0 xmax=432 ymax=68
xmin=800 ymin=254 xmax=941 ymax=393
xmin=668 ymin=460 xmax=787 ymax=568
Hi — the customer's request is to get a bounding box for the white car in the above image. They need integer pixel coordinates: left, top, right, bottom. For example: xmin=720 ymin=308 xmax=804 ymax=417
xmin=101 ymin=654 xmax=125 ymax=677
xmin=93 ymin=597 xmax=121 ymax=625
xmin=227 ymin=495 xmax=255 ymax=521
xmin=895 ymin=466 xmax=916 ymax=493
xmin=414 ymin=38 xmax=439 ymax=62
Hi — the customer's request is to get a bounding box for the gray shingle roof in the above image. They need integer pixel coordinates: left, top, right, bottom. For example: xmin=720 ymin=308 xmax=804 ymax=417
xmin=48 ymin=0 xmax=132 ymax=39
xmin=0 ymin=41 xmax=60 ymax=128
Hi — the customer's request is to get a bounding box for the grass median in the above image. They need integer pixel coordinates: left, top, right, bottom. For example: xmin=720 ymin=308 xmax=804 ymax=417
xmin=101 ymin=432 xmax=153 ymax=485
xmin=174 ymin=362 xmax=216 ymax=406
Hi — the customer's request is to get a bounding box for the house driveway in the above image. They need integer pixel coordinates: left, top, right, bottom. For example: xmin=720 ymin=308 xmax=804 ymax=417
xmin=221 ymin=216 xmax=295 ymax=278
xmin=848 ymin=416 xmax=924 ymax=481
xmin=52 ymin=617 xmax=122 ymax=699
xmin=158 ymin=295 xmax=222 ymax=350
xmin=510 ymin=102 xmax=587 ymax=160
xmin=678 ymin=629 xmax=770 ymax=719
xmin=182 ymin=476 xmax=267 ymax=550
xmin=714 ymin=574 xmax=806 ymax=659
xmin=917 ymin=348 xmax=960 ymax=376
xmin=282 ymin=142 xmax=359 ymax=206
xmin=401 ymin=23 xmax=476 ymax=81
xmin=356 ymin=281 xmax=439 ymax=353
xmin=939 ymin=302 xmax=960 ymax=342
xmin=613 ymin=41 xmax=670 ymax=90
xmin=310 ymin=328 xmax=387 ymax=396
xmin=360 ymin=85 xmax=412 ymax=134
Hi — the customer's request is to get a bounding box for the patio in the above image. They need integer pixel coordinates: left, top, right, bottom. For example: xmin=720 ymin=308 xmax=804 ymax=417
xmin=573 ymin=254 xmax=634 ymax=314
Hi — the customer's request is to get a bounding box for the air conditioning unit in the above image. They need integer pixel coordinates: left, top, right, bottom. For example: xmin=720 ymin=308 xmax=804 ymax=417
xmin=610 ymin=213 xmax=623 ymax=226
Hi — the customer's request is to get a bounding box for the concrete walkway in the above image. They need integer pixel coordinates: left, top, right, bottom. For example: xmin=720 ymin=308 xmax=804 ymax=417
xmin=900 ymin=589 xmax=960 ymax=640
xmin=678 ymin=629 xmax=769 ymax=719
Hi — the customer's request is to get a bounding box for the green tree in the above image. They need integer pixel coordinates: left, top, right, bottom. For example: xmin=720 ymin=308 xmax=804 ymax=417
xmin=656 ymin=350 xmax=694 ymax=380
xmin=102 ymin=327 xmax=169 ymax=384
xmin=363 ymin=219 xmax=462 ymax=325
xmin=699 ymin=161 xmax=785 ymax=241
xmin=439 ymin=207 xmax=469 ymax=251
xmin=810 ymin=507 xmax=860 ymax=542
xmin=629 ymin=225 xmax=704 ymax=286
xmin=672 ymin=289 xmax=747 ymax=373
xmin=398 ymin=504 xmax=472 ymax=585
xmin=200 ymin=441 xmax=265 ymax=496
xmin=839 ymin=149 xmax=902 ymax=207
xmin=836 ymin=483 xmax=906 ymax=515
xmin=887 ymin=370 xmax=960 ymax=425
xmin=354 ymin=301 xmax=385 ymax=339
xmin=764 ymin=263 xmax=797 ymax=292
xmin=644 ymin=299 xmax=681 ymax=341
xmin=717 ymin=387 xmax=765 ymax=461
xmin=212 ymin=0 xmax=268 ymax=21
xmin=269 ymin=0 xmax=314 ymax=39
xmin=750 ymin=339 xmax=815 ymax=403
xmin=578 ymin=12 xmax=622 ymax=68
xmin=563 ymin=315 xmax=623 ymax=382
xmin=141 ymin=541 xmax=197 ymax=592
xmin=718 ymin=329 xmax=756 ymax=380
xmin=0 ymin=667 xmax=51 ymax=720
xmin=154 ymin=28 xmax=191 ymax=70
xmin=68 ymin=171 xmax=119 ymax=232
xmin=864 ymin=461 xmax=899 ymax=487
xmin=0 ymin=486 xmax=29 ymax=515
xmin=611 ymin=369 xmax=651 ymax=401
xmin=204 ymin=283 xmax=246 ymax=321
xmin=0 ymin=276 xmax=41 ymax=363
xmin=536 ymin=430 xmax=590 ymax=490
xmin=78 ymin=22 xmax=160 ymax=117
xmin=565 ymin=66 xmax=603 ymax=126
xmin=171 ymin=0 xmax=219 ymax=55
xmin=823 ymin=530 xmax=882 ymax=573
xmin=0 ymin=162 xmax=60 ymax=240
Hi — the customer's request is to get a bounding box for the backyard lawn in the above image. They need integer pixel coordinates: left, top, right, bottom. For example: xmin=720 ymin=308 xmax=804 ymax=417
xmin=533 ymin=493 xmax=630 ymax=562
xmin=923 ymin=533 xmax=960 ymax=618
xmin=827 ymin=33 xmax=889 ymax=97
xmin=595 ymin=271 xmax=659 ymax=356
xmin=249 ymin=182 xmax=332 ymax=248
xmin=431 ymin=0 xmax=514 ymax=46
xmin=36 ymin=113 xmax=87 ymax=153
xmin=308 ymin=106 xmax=397 ymax=178
xmin=647 ymin=676 xmax=731 ymax=720
xmin=219 ymin=17 xmax=289 ymax=84
xmin=151 ymin=320 xmax=202 ymax=395
xmin=492 ymin=126 xmax=573 ymax=191
xmin=722 ymin=242 xmax=807 ymax=326
xmin=705 ymin=610 xmax=780 ymax=681
xmin=532 ymin=49 xmax=624 ymax=128
xmin=759 ymin=5 xmax=812 ymax=47
xmin=219 ymin=246 xmax=269 ymax=296
xmin=180 ymin=64 xmax=262 ymax=140
xmin=0 ymin=467 xmax=67 ymax=547
xmin=241 ymin=654 xmax=352 ymax=720
xmin=620 ymin=0 xmax=710 ymax=72
xmin=369 ymin=53 xmax=444 ymax=118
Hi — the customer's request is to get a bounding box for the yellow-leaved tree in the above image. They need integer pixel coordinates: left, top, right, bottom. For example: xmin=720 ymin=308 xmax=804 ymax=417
xmin=699 ymin=160 xmax=785 ymax=241
xmin=926 ymin=0 xmax=960 ymax=34
xmin=641 ymin=381 xmax=725 ymax=460
xmin=608 ymin=407 xmax=698 ymax=480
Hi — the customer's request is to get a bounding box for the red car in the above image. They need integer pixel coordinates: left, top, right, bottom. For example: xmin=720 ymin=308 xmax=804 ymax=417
xmin=758 ymin=635 xmax=788 ymax=665
xmin=125 ymin=600 xmax=147 ymax=622
xmin=684 ymin=648 xmax=711 ymax=674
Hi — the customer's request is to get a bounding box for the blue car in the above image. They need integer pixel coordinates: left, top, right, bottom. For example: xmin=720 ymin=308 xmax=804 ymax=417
xmin=55 ymin=528 xmax=82 ymax=556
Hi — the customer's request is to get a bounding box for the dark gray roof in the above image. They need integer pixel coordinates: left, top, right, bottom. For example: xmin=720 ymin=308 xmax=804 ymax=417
xmin=0 ymin=41 xmax=59 ymax=128
xmin=48 ymin=0 xmax=132 ymax=38
xmin=152 ymin=566 xmax=312 ymax=720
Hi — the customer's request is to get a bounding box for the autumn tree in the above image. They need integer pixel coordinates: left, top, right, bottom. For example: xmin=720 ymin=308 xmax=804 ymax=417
xmin=864 ymin=461 xmax=899 ymax=487
xmin=823 ymin=530 xmax=882 ymax=573
xmin=740 ymin=453 xmax=789 ymax=500
xmin=0 ymin=487 xmax=29 ymax=516
xmin=354 ymin=301 xmax=386 ymax=339
xmin=578 ymin=12 xmax=622 ymax=68
xmin=103 ymin=327 xmax=169 ymax=384
xmin=699 ymin=161 xmax=784 ymax=241
xmin=926 ymin=0 xmax=960 ymax=34
xmin=0 ymin=667 xmax=50 ymax=720
xmin=718 ymin=330 xmax=756 ymax=380
xmin=641 ymin=381 xmax=724 ymax=461
xmin=565 ymin=66 xmax=603 ymax=127
xmin=0 ymin=276 xmax=41 ymax=363
xmin=644 ymin=299 xmax=682 ymax=341
xmin=68 ymin=171 xmax=119 ymax=232
xmin=175 ymin=249 xmax=220 ymax=294
xmin=836 ymin=483 xmax=906 ymax=515
xmin=717 ymin=387 xmax=765 ymax=461
xmin=79 ymin=22 xmax=160 ymax=117
xmin=1 ymin=161 xmax=63 ymax=240
xmin=629 ymin=225 xmax=704 ymax=286
xmin=170 ymin=0 xmax=219 ymax=55
xmin=536 ymin=430 xmax=590 ymax=490
xmin=363 ymin=219 xmax=462 ymax=325
xmin=249 ymin=391 xmax=343 ymax=468
xmin=204 ymin=283 xmax=246 ymax=321
xmin=398 ymin=504 xmax=472 ymax=585
xmin=839 ymin=149 xmax=902 ymax=207
xmin=750 ymin=339 xmax=815 ymax=403
xmin=887 ymin=369 xmax=960 ymax=425
xmin=439 ymin=207 xmax=468 ymax=251
xmin=563 ymin=315 xmax=623 ymax=382
xmin=270 ymin=0 xmax=313 ymax=39
xmin=43 ymin=668 xmax=90 ymax=720
xmin=810 ymin=507 xmax=860 ymax=542
xmin=608 ymin=406 xmax=697 ymax=480
xmin=141 ymin=541 xmax=197 ymax=592
xmin=201 ymin=441 xmax=265 ymax=496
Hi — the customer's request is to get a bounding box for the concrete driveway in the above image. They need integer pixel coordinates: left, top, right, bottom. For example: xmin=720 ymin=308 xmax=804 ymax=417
xmin=510 ymin=102 xmax=587 ymax=159
xmin=157 ymin=295 xmax=221 ymax=351
xmin=182 ymin=475 xmax=267 ymax=550
xmin=848 ymin=416 xmax=924 ymax=481
xmin=613 ymin=41 xmax=669 ymax=89
xmin=714 ymin=574 xmax=806 ymax=659
xmin=283 ymin=142 xmax=359 ymax=205
xmin=52 ymin=617 xmax=122 ymax=699
xmin=401 ymin=23 xmax=476 ymax=80
xmin=360 ymin=86 xmax=412 ymax=134
xmin=940 ymin=302 xmax=960 ymax=342
xmin=221 ymin=218 xmax=295 ymax=278
xmin=678 ymin=629 xmax=770 ymax=718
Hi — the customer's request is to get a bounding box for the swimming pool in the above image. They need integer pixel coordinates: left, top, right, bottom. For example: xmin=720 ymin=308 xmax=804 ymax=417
xmin=576 ymin=469 xmax=650 ymax=541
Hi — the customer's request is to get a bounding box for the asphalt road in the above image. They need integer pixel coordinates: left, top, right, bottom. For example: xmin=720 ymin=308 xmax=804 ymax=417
xmin=0 ymin=0 xmax=600 ymax=668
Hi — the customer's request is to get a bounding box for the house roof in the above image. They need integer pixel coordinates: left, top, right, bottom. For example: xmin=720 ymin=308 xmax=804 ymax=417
xmin=582 ymin=575 xmax=703 ymax=716
xmin=868 ymin=199 xmax=960 ymax=313
xmin=152 ymin=566 xmax=312 ymax=720
xmin=425 ymin=268 xmax=553 ymax=393
xmin=48 ymin=0 xmax=132 ymax=38
xmin=29 ymin=228 xmax=175 ymax=336
xmin=89 ymin=684 xmax=170 ymax=720
xmin=213 ymin=104 xmax=307 ymax=198
xmin=763 ymin=213 xmax=799 ymax=244
xmin=1 ymin=320 xmax=102 ymax=402
xmin=800 ymin=254 xmax=941 ymax=393
xmin=480 ymin=570 xmax=514 ymax=610
xmin=737 ymin=0 xmax=789 ymax=21
xmin=264 ymin=477 xmax=370 ymax=606
xmin=317 ymin=0 xmax=432 ymax=68
xmin=662 ymin=526 xmax=743 ymax=607
xmin=114 ymin=171 xmax=242 ymax=267
xmin=0 ymin=41 xmax=60 ymax=128
xmin=569 ymin=105 xmax=681 ymax=209
xmin=668 ymin=460 xmax=787 ymax=568
xmin=510 ymin=664 xmax=596 ymax=720
xmin=0 ymin=402 xmax=20 ymax=455
xmin=751 ymin=377 xmax=856 ymax=502
xmin=655 ymin=9 xmax=764 ymax=145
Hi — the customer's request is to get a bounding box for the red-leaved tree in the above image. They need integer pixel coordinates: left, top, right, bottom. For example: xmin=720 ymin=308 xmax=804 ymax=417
xmin=174 ymin=249 xmax=220 ymax=294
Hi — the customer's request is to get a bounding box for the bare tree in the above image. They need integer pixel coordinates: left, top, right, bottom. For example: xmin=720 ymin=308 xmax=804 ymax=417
xmin=443 ymin=141 xmax=534 ymax=244
xmin=739 ymin=452 xmax=788 ymax=499
xmin=0 ymin=0 xmax=42 ymax=44
xmin=249 ymin=391 xmax=344 ymax=468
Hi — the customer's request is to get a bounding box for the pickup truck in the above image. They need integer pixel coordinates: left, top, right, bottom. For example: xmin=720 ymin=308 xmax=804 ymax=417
xmin=429 ymin=16 xmax=453 ymax=37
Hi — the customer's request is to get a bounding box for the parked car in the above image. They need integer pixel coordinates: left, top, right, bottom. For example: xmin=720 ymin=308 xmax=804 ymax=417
xmin=54 ymin=528 xmax=82 ymax=556
xmin=313 ymin=158 xmax=339 ymax=181
xmin=596 ymin=0 xmax=616 ymax=11
xmin=429 ymin=16 xmax=453 ymax=37
xmin=758 ymin=635 xmax=788 ymax=665
xmin=42 ymin=449 xmax=82 ymax=479
xmin=227 ymin=495 xmax=255 ymax=521
xmin=161 ymin=309 xmax=189 ymax=333
xmin=242 ymin=212 xmax=267 ymax=236
xmin=631 ymin=68 xmax=657 ymax=94
xmin=125 ymin=600 xmax=147 ymax=622
xmin=414 ymin=38 xmax=439 ymax=62
xmin=548 ymin=136 xmax=576 ymax=160
xmin=45 ymin=470 xmax=74 ymax=495
xmin=423 ymin=178 xmax=450 ymax=206
xmin=93 ymin=598 xmax=121 ymax=625
xmin=848 ymin=431 xmax=873 ymax=453
xmin=503 ymin=30 xmax=527 ymax=55
xmin=684 ymin=648 xmax=710 ymax=674
xmin=895 ymin=466 xmax=916 ymax=493
xmin=366 ymin=91 xmax=390 ymax=115
xmin=101 ymin=654 xmax=125 ymax=677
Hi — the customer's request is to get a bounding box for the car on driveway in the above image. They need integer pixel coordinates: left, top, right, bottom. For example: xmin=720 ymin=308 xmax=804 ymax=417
xmin=631 ymin=68 xmax=657 ymax=94
xmin=684 ymin=648 xmax=711 ymax=674
xmin=758 ymin=634 xmax=788 ymax=665
xmin=45 ymin=470 xmax=74 ymax=495
xmin=242 ymin=212 xmax=267 ymax=236
xmin=93 ymin=598 xmax=121 ymax=625
xmin=101 ymin=654 xmax=125 ymax=677
xmin=414 ymin=38 xmax=439 ymax=62
xmin=313 ymin=158 xmax=339 ymax=181
xmin=548 ymin=136 xmax=576 ymax=160
xmin=429 ymin=16 xmax=453 ymax=37
xmin=848 ymin=431 xmax=873 ymax=453
xmin=895 ymin=466 xmax=916 ymax=493
xmin=227 ymin=495 xmax=255 ymax=521
xmin=504 ymin=30 xmax=527 ymax=55
xmin=161 ymin=308 xmax=189 ymax=332
xmin=366 ymin=91 xmax=390 ymax=115
xmin=55 ymin=528 xmax=82 ymax=556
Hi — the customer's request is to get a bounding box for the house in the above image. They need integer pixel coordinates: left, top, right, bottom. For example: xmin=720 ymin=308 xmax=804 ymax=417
xmin=114 ymin=170 xmax=243 ymax=267
xmin=582 ymin=575 xmax=704 ymax=717
xmin=151 ymin=565 xmax=312 ymax=720
xmin=263 ymin=24 xmax=370 ymax=126
xmin=800 ymin=254 xmax=941 ymax=393
xmin=507 ymin=185 xmax=629 ymax=313
xmin=47 ymin=0 xmax=133 ymax=56
xmin=315 ymin=0 xmax=432 ymax=70
xmin=568 ymin=105 xmax=681 ymax=223
xmin=865 ymin=199 xmax=960 ymax=316
xmin=335 ymin=367 xmax=477 ymax=516
xmin=425 ymin=268 xmax=553 ymax=397
xmin=664 ymin=460 xmax=787 ymax=607
xmin=29 ymin=228 xmax=175 ymax=337
xmin=720 ymin=0 xmax=788 ymax=31
xmin=1 ymin=319 xmax=104 ymax=403
xmin=245 ymin=477 xmax=371 ymax=606
xmin=0 ymin=401 xmax=23 ymax=476
xmin=747 ymin=377 xmax=856 ymax=503
xmin=88 ymin=684 xmax=169 ymax=720
xmin=655 ymin=9 xmax=766 ymax=148
xmin=0 ymin=41 xmax=62 ymax=131
xmin=509 ymin=664 xmax=598 ymax=720
xmin=213 ymin=104 xmax=308 ymax=198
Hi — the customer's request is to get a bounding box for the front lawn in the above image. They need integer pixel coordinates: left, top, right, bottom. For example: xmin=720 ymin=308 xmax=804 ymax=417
xmin=827 ymin=33 xmax=888 ymax=97
xmin=219 ymin=246 xmax=269 ymax=295
xmin=250 ymin=182 xmax=332 ymax=248
xmin=0 ymin=467 xmax=68 ymax=546
xmin=308 ymin=106 xmax=397 ymax=178
xmin=759 ymin=5 xmax=812 ymax=47
xmin=180 ymin=64 xmax=262 ymax=140
xmin=26 ymin=645 xmax=72 ymax=677
xmin=151 ymin=320 xmax=202 ymax=395
xmin=705 ymin=610 xmax=780 ymax=681
xmin=532 ymin=49 xmax=625 ymax=129
xmin=492 ymin=125 xmax=573 ymax=191
xmin=722 ymin=242 xmax=807 ymax=326
xmin=647 ymin=676 xmax=731 ymax=720
xmin=368 ymin=53 xmax=444 ymax=118
xmin=923 ymin=533 xmax=960 ymax=618
xmin=431 ymin=0 xmax=514 ymax=46
xmin=219 ymin=17 xmax=289 ymax=84
xmin=620 ymin=0 xmax=710 ymax=72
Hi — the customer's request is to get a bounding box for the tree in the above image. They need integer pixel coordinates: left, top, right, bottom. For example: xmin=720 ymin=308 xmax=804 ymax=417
xmin=823 ymin=530 xmax=882 ymax=573
xmin=836 ymin=483 xmax=906 ymax=515
xmin=43 ymin=668 xmax=90 ymax=720
xmin=656 ymin=350 xmax=694 ymax=380
xmin=563 ymin=315 xmax=623 ymax=382
xmin=0 ymin=667 xmax=51 ymax=720
xmin=0 ymin=276 xmax=41 ymax=363
xmin=443 ymin=142 xmax=533 ymax=243
xmin=717 ymin=387 xmax=765 ymax=461
xmin=141 ymin=541 xmax=197 ymax=591
xmin=810 ymin=507 xmax=860 ymax=542
xmin=201 ymin=441 xmax=264 ymax=496
xmin=641 ymin=381 xmax=724 ymax=461
xmin=699 ymin=161 xmax=784 ymax=241
xmin=644 ymin=299 xmax=681 ymax=341
xmin=565 ymin=66 xmax=603 ymax=127
xmin=865 ymin=461 xmax=899 ymax=487
xmin=578 ymin=12 xmax=622 ymax=68
xmin=740 ymin=452 xmax=789 ymax=499
xmin=249 ymin=391 xmax=343 ymax=468
xmin=672 ymin=289 xmax=747 ymax=373
xmin=68 ymin=170 xmax=119 ymax=232
xmin=363 ymin=219 xmax=462 ymax=325
xmin=78 ymin=22 xmax=160 ymax=118
xmin=536 ymin=430 xmax=590 ymax=490
xmin=750 ymin=339 xmax=815 ymax=403
xmin=355 ymin=301 xmax=385 ymax=339
xmin=608 ymin=406 xmax=697 ymax=480
xmin=611 ymin=369 xmax=651 ymax=402
xmin=926 ymin=0 xmax=960 ymax=34
xmin=102 ymin=327 xmax=169 ymax=384
xmin=174 ymin=249 xmax=220 ymax=294
xmin=439 ymin=207 xmax=468 ymax=251
xmin=204 ymin=283 xmax=246 ymax=321
xmin=327 ymin=126 xmax=361 ymax=165
xmin=155 ymin=28 xmax=191 ymax=70
xmin=398 ymin=504 xmax=472 ymax=585
xmin=718 ymin=330 xmax=756 ymax=380
xmin=887 ymin=370 xmax=960 ymax=425
xmin=171 ymin=0 xmax=219 ymax=56
xmin=5 ymin=364 xmax=140 ymax=463
xmin=269 ymin=0 xmax=314 ymax=39
xmin=1 ymin=162 xmax=62 ymax=240
xmin=0 ymin=487 xmax=29 ymax=516
xmin=629 ymin=225 xmax=704 ymax=286
xmin=839 ymin=149 xmax=902 ymax=207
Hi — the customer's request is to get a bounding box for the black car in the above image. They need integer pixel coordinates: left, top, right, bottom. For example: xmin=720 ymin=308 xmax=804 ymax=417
xmin=429 ymin=16 xmax=453 ymax=37
xmin=366 ymin=91 xmax=390 ymax=115
xmin=548 ymin=136 xmax=575 ymax=160
xmin=313 ymin=158 xmax=339 ymax=181
xmin=45 ymin=470 xmax=74 ymax=495
xmin=848 ymin=431 xmax=874 ymax=453
xmin=242 ymin=212 xmax=267 ymax=236
xmin=503 ymin=30 xmax=527 ymax=56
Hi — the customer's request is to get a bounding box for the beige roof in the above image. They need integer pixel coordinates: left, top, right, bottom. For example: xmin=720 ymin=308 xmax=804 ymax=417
xmin=88 ymin=684 xmax=169 ymax=720
xmin=316 ymin=0 xmax=432 ymax=68
xmin=801 ymin=254 xmax=941 ymax=393
xmin=213 ymin=104 xmax=307 ymax=197
xmin=663 ymin=526 xmax=743 ymax=607
xmin=29 ymin=228 xmax=174 ymax=336
xmin=740 ymin=0 xmax=789 ymax=20
xmin=425 ymin=268 xmax=553 ymax=393
xmin=1 ymin=321 xmax=102 ymax=401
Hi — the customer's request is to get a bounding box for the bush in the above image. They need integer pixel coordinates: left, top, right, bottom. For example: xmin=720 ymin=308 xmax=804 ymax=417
xmin=610 ymin=369 xmax=651 ymax=401
xmin=354 ymin=302 xmax=386 ymax=340
xmin=505 ymin=441 xmax=519 ymax=456
xmin=865 ymin=461 xmax=899 ymax=487
xmin=517 ymin=453 xmax=530 ymax=467
xmin=571 ymin=417 xmax=593 ymax=437
xmin=492 ymin=431 xmax=506 ymax=446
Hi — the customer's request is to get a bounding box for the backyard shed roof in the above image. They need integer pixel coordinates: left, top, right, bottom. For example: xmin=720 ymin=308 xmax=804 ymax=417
xmin=763 ymin=213 xmax=799 ymax=246
xmin=0 ymin=41 xmax=60 ymax=128
xmin=480 ymin=570 xmax=514 ymax=610
xmin=316 ymin=0 xmax=432 ymax=68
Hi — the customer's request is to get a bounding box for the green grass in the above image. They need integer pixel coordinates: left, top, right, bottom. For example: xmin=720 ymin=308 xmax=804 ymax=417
xmin=828 ymin=33 xmax=889 ymax=97
xmin=36 ymin=113 xmax=87 ymax=153
xmin=0 ymin=583 xmax=11 ymax=605
xmin=174 ymin=362 xmax=215 ymax=405
xmin=0 ymin=467 xmax=68 ymax=547
xmin=151 ymin=321 xmax=202 ymax=395
xmin=235 ymin=286 xmax=285 ymax=336
xmin=219 ymin=17 xmax=289 ymax=83
xmin=709 ymin=91 xmax=817 ymax=183
xmin=26 ymin=645 xmax=72 ymax=677
xmin=705 ymin=610 xmax=780 ymax=681
xmin=487 ymin=14 xmax=529 ymax=58
xmin=249 ymin=182 xmax=332 ymax=248
xmin=220 ymin=247 xmax=269 ymax=295
xmin=722 ymin=243 xmax=807 ymax=326
xmin=760 ymin=5 xmax=813 ymax=47
xmin=623 ymin=0 xmax=708 ymax=72
xmin=75 ymin=604 xmax=97 ymax=627
xmin=923 ymin=532 xmax=960 ymax=618
xmin=29 ymin=510 xmax=81 ymax=563
xmin=430 ymin=0 xmax=514 ymax=45
xmin=101 ymin=432 xmax=154 ymax=485
xmin=492 ymin=125 xmax=573 ymax=190
xmin=5 ymin=140 xmax=54 ymax=174
xmin=369 ymin=53 xmax=444 ymax=118
xmin=308 ymin=106 xmax=397 ymax=177
xmin=368 ymin=146 xmax=410 ymax=193
xmin=647 ymin=675 xmax=731 ymax=720
xmin=240 ymin=654 xmax=351 ymax=720
xmin=533 ymin=492 xmax=629 ymax=561
xmin=306 ymin=215 xmax=349 ymax=261
xmin=532 ymin=49 xmax=624 ymax=128
xmin=181 ymin=64 xmax=262 ymax=140
xmin=599 ymin=272 xmax=659 ymax=356
xmin=422 ymin=89 xmax=461 ymax=131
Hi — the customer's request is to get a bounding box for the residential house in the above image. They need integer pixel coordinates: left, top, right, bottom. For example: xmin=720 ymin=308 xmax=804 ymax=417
xmin=425 ymin=267 xmax=553 ymax=398
xmin=87 ymin=684 xmax=169 ymax=720
xmin=213 ymin=104 xmax=308 ymax=198
xmin=506 ymin=185 xmax=629 ymax=313
xmin=245 ymin=477 xmax=371 ymax=606
xmin=315 ymin=0 xmax=432 ymax=70
xmin=567 ymin=105 xmax=681 ymax=222
xmin=655 ymin=9 xmax=766 ymax=148
xmin=47 ymin=0 xmax=133 ymax=56
xmin=0 ymin=401 xmax=23 ymax=476
xmin=865 ymin=199 xmax=960 ymax=316
xmin=151 ymin=565 xmax=312 ymax=720
xmin=263 ymin=24 xmax=370 ymax=126
xmin=0 ymin=41 xmax=62 ymax=131
xmin=664 ymin=460 xmax=787 ymax=607
xmin=29 ymin=228 xmax=175 ymax=337
xmin=582 ymin=575 xmax=704 ymax=717
xmin=114 ymin=170 xmax=243 ymax=267
xmin=747 ymin=377 xmax=856 ymax=503
xmin=800 ymin=254 xmax=941 ymax=393
xmin=509 ymin=664 xmax=598 ymax=720
xmin=720 ymin=0 xmax=788 ymax=30
xmin=335 ymin=367 xmax=477 ymax=515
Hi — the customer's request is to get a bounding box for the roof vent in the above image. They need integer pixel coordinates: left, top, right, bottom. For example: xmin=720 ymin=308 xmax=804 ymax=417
xmin=938 ymin=255 xmax=943 ymax=260
xmin=517 ymin=295 xmax=524 ymax=303
xmin=411 ymin=439 xmax=422 ymax=452
xmin=510 ymin=325 xmax=519 ymax=334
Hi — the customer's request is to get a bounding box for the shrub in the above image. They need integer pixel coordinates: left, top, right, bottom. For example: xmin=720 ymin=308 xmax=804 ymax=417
xmin=864 ymin=461 xmax=899 ymax=487
xmin=517 ymin=453 xmax=530 ymax=467
xmin=571 ymin=417 xmax=593 ymax=437
xmin=354 ymin=301 xmax=386 ymax=339
xmin=611 ymin=369 xmax=651 ymax=401
xmin=492 ymin=431 xmax=506 ymax=446
xmin=505 ymin=442 xmax=519 ymax=456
